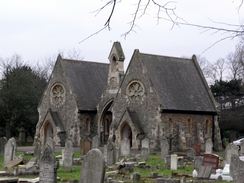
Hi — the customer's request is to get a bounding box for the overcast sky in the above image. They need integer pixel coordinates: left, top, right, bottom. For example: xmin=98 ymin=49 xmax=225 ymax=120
xmin=1 ymin=0 xmax=243 ymax=69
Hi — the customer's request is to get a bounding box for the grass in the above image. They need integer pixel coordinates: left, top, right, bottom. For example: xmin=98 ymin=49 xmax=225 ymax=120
xmin=0 ymin=151 xmax=230 ymax=183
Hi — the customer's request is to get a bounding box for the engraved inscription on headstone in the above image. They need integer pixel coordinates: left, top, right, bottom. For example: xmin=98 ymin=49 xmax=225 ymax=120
xmin=39 ymin=145 xmax=56 ymax=183
xmin=80 ymin=149 xmax=105 ymax=183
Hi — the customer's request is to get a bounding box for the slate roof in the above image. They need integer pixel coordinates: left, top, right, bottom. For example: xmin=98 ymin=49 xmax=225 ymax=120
xmin=140 ymin=52 xmax=217 ymax=113
xmin=61 ymin=58 xmax=109 ymax=111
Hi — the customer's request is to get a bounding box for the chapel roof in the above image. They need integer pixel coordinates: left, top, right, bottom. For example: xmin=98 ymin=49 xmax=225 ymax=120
xmin=61 ymin=58 xmax=109 ymax=111
xmin=140 ymin=52 xmax=217 ymax=113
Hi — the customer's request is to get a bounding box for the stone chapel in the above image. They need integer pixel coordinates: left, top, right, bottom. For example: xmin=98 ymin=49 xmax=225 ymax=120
xmin=35 ymin=42 xmax=222 ymax=151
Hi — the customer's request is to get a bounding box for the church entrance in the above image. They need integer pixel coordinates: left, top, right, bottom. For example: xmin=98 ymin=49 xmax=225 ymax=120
xmin=44 ymin=122 xmax=53 ymax=141
xmin=121 ymin=122 xmax=132 ymax=147
xmin=100 ymin=101 xmax=113 ymax=145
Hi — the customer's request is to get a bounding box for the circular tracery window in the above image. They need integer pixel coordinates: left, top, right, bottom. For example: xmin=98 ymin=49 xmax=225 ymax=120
xmin=127 ymin=81 xmax=144 ymax=103
xmin=51 ymin=84 xmax=65 ymax=107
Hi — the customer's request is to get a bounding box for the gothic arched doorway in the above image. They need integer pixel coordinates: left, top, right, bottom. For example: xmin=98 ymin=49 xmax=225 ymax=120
xmin=100 ymin=101 xmax=113 ymax=145
xmin=121 ymin=122 xmax=132 ymax=147
xmin=44 ymin=122 xmax=53 ymax=141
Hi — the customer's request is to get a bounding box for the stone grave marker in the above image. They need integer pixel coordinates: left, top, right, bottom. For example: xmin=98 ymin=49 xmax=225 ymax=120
xmin=225 ymin=143 xmax=239 ymax=164
xmin=141 ymin=138 xmax=149 ymax=149
xmin=83 ymin=137 xmax=91 ymax=155
xmin=34 ymin=139 xmax=41 ymax=158
xmin=192 ymin=144 xmax=201 ymax=156
xmin=203 ymin=153 xmax=219 ymax=173
xmin=107 ymin=142 xmax=116 ymax=166
xmin=186 ymin=148 xmax=196 ymax=159
xmin=4 ymin=138 xmax=14 ymax=165
xmin=161 ymin=140 xmax=169 ymax=160
xmin=10 ymin=137 xmax=17 ymax=158
xmin=120 ymin=138 xmax=130 ymax=157
xmin=230 ymin=154 xmax=244 ymax=182
xmin=103 ymin=144 xmax=107 ymax=163
xmin=197 ymin=166 xmax=213 ymax=179
xmin=0 ymin=137 xmax=7 ymax=157
xmin=80 ymin=148 xmax=105 ymax=183
xmin=39 ymin=144 xmax=56 ymax=183
xmin=171 ymin=154 xmax=177 ymax=170
xmin=91 ymin=135 xmax=99 ymax=149
xmin=141 ymin=147 xmax=149 ymax=161
xmin=45 ymin=137 xmax=55 ymax=152
xmin=240 ymin=140 xmax=244 ymax=156
xmin=18 ymin=127 xmax=27 ymax=146
xmin=194 ymin=156 xmax=203 ymax=171
xmin=205 ymin=139 xmax=213 ymax=154
xmin=4 ymin=157 xmax=23 ymax=169
xmin=63 ymin=137 xmax=74 ymax=172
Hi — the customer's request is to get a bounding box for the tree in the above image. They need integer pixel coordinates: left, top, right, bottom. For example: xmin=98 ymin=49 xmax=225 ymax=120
xmin=82 ymin=0 xmax=244 ymax=44
xmin=0 ymin=55 xmax=47 ymax=138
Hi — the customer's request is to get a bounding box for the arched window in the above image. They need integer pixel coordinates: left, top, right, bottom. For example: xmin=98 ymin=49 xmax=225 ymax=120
xmin=205 ymin=119 xmax=210 ymax=135
xmin=186 ymin=118 xmax=192 ymax=134
xmin=85 ymin=117 xmax=91 ymax=132
xmin=167 ymin=118 xmax=173 ymax=136
xmin=111 ymin=56 xmax=117 ymax=72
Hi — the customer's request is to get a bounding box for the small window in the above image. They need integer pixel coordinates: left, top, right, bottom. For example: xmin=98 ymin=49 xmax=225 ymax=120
xmin=186 ymin=118 xmax=192 ymax=134
xmin=205 ymin=119 xmax=210 ymax=135
xmin=167 ymin=118 xmax=173 ymax=136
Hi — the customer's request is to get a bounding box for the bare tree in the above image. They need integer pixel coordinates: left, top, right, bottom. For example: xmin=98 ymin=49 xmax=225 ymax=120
xmin=81 ymin=0 xmax=244 ymax=46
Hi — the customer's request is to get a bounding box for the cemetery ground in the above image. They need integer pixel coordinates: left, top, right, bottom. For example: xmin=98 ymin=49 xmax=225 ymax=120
xmin=0 ymin=146 xmax=228 ymax=183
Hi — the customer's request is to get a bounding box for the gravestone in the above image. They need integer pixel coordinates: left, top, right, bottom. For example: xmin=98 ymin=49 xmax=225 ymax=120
xmin=103 ymin=144 xmax=107 ymax=163
xmin=80 ymin=136 xmax=85 ymax=155
xmin=225 ymin=143 xmax=239 ymax=164
xmin=141 ymin=138 xmax=149 ymax=149
xmin=187 ymin=148 xmax=196 ymax=159
xmin=91 ymin=135 xmax=99 ymax=149
xmin=203 ymin=153 xmax=219 ymax=173
xmin=18 ymin=127 xmax=27 ymax=146
xmin=83 ymin=137 xmax=91 ymax=155
xmin=197 ymin=166 xmax=213 ymax=179
xmin=161 ymin=140 xmax=169 ymax=160
xmin=0 ymin=137 xmax=7 ymax=157
xmin=63 ymin=137 xmax=74 ymax=172
xmin=240 ymin=140 xmax=244 ymax=156
xmin=205 ymin=139 xmax=213 ymax=154
xmin=80 ymin=148 xmax=105 ymax=183
xmin=107 ymin=142 xmax=116 ymax=166
xmin=120 ymin=138 xmax=130 ymax=157
xmin=141 ymin=147 xmax=149 ymax=161
xmin=4 ymin=138 xmax=14 ymax=165
xmin=45 ymin=137 xmax=55 ymax=152
xmin=10 ymin=137 xmax=17 ymax=158
xmin=230 ymin=154 xmax=244 ymax=183
xmin=192 ymin=144 xmax=201 ymax=156
xmin=39 ymin=144 xmax=56 ymax=183
xmin=115 ymin=147 xmax=120 ymax=162
xmin=194 ymin=156 xmax=203 ymax=171
xmin=171 ymin=154 xmax=177 ymax=170
xmin=34 ymin=139 xmax=41 ymax=158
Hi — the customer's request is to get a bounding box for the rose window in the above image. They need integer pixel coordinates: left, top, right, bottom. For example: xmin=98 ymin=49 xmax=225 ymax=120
xmin=51 ymin=84 xmax=65 ymax=107
xmin=127 ymin=82 xmax=144 ymax=103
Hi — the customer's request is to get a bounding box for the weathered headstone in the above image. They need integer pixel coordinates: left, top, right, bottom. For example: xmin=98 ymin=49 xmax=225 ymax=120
xmin=39 ymin=144 xmax=56 ymax=183
xmin=107 ymin=142 xmax=116 ymax=166
xmin=161 ymin=140 xmax=169 ymax=160
xmin=171 ymin=154 xmax=177 ymax=170
xmin=120 ymin=138 xmax=130 ymax=157
xmin=10 ymin=137 xmax=17 ymax=158
xmin=4 ymin=138 xmax=14 ymax=165
xmin=205 ymin=139 xmax=213 ymax=154
xmin=103 ymin=144 xmax=107 ymax=163
xmin=187 ymin=148 xmax=196 ymax=159
xmin=34 ymin=139 xmax=41 ymax=158
xmin=80 ymin=149 xmax=105 ymax=183
xmin=45 ymin=137 xmax=55 ymax=152
xmin=194 ymin=156 xmax=203 ymax=171
xmin=0 ymin=137 xmax=7 ymax=157
xmin=203 ymin=153 xmax=219 ymax=173
xmin=197 ymin=166 xmax=213 ymax=179
xmin=141 ymin=147 xmax=149 ymax=161
xmin=83 ymin=137 xmax=91 ymax=155
xmin=63 ymin=137 xmax=74 ymax=172
xmin=230 ymin=154 xmax=244 ymax=183
xmin=225 ymin=143 xmax=239 ymax=164
xmin=91 ymin=135 xmax=99 ymax=149
xmin=141 ymin=138 xmax=149 ymax=149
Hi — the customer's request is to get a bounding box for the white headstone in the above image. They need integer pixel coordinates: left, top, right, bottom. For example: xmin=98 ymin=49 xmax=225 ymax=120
xmin=171 ymin=154 xmax=178 ymax=170
xmin=120 ymin=138 xmax=130 ymax=157
xmin=205 ymin=139 xmax=213 ymax=154
xmin=4 ymin=138 xmax=14 ymax=165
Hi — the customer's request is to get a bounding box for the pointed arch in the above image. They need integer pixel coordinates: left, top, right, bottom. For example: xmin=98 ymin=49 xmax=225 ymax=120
xmin=120 ymin=122 xmax=132 ymax=147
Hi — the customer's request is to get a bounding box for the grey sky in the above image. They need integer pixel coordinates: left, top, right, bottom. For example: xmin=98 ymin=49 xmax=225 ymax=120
xmin=1 ymin=0 xmax=243 ymax=70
